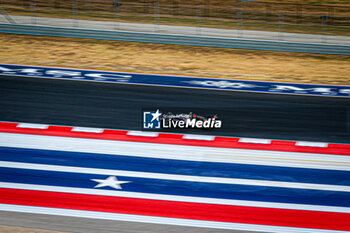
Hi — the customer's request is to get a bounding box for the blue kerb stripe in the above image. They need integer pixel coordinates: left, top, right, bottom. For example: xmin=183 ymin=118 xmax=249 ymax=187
xmin=1 ymin=167 xmax=350 ymax=207
xmin=0 ymin=146 xmax=349 ymax=186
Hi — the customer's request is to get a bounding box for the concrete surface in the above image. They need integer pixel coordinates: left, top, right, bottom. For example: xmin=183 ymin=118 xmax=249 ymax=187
xmin=1 ymin=15 xmax=349 ymax=45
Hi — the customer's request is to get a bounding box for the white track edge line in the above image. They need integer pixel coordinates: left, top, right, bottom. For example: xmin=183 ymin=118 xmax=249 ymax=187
xmin=1 ymin=161 xmax=349 ymax=192
xmin=1 ymin=133 xmax=350 ymax=172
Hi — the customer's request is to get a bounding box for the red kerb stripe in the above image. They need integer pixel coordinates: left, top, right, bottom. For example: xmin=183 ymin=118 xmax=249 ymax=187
xmin=1 ymin=188 xmax=349 ymax=231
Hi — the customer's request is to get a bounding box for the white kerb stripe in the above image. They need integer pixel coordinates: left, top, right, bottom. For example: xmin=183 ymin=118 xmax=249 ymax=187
xmin=126 ymin=131 xmax=159 ymax=137
xmin=1 ymin=161 xmax=350 ymax=192
xmin=1 ymin=133 xmax=350 ymax=171
xmin=296 ymin=141 xmax=328 ymax=148
xmin=71 ymin=127 xmax=104 ymax=133
xmin=1 ymin=182 xmax=349 ymax=213
xmin=239 ymin=138 xmax=272 ymax=144
xmin=0 ymin=204 xmax=348 ymax=233
xmin=182 ymin=134 xmax=215 ymax=141
xmin=16 ymin=123 xmax=49 ymax=129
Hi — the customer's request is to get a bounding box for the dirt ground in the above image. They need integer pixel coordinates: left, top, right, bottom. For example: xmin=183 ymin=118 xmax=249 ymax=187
xmin=0 ymin=225 xmax=65 ymax=233
xmin=0 ymin=33 xmax=349 ymax=85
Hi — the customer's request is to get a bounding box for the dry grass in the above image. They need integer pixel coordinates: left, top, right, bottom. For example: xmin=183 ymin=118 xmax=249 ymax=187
xmin=263 ymin=0 xmax=350 ymax=5
xmin=0 ymin=33 xmax=349 ymax=85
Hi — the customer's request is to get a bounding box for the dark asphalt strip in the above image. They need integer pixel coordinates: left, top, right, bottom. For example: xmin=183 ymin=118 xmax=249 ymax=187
xmin=0 ymin=75 xmax=349 ymax=143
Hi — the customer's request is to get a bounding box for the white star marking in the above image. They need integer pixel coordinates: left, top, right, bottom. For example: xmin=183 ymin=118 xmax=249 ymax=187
xmin=91 ymin=176 xmax=131 ymax=190
xmin=151 ymin=109 xmax=162 ymax=122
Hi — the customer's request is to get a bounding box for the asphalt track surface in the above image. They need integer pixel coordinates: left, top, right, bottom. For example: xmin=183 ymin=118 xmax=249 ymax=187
xmin=0 ymin=75 xmax=349 ymax=143
xmin=0 ymin=75 xmax=349 ymax=233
